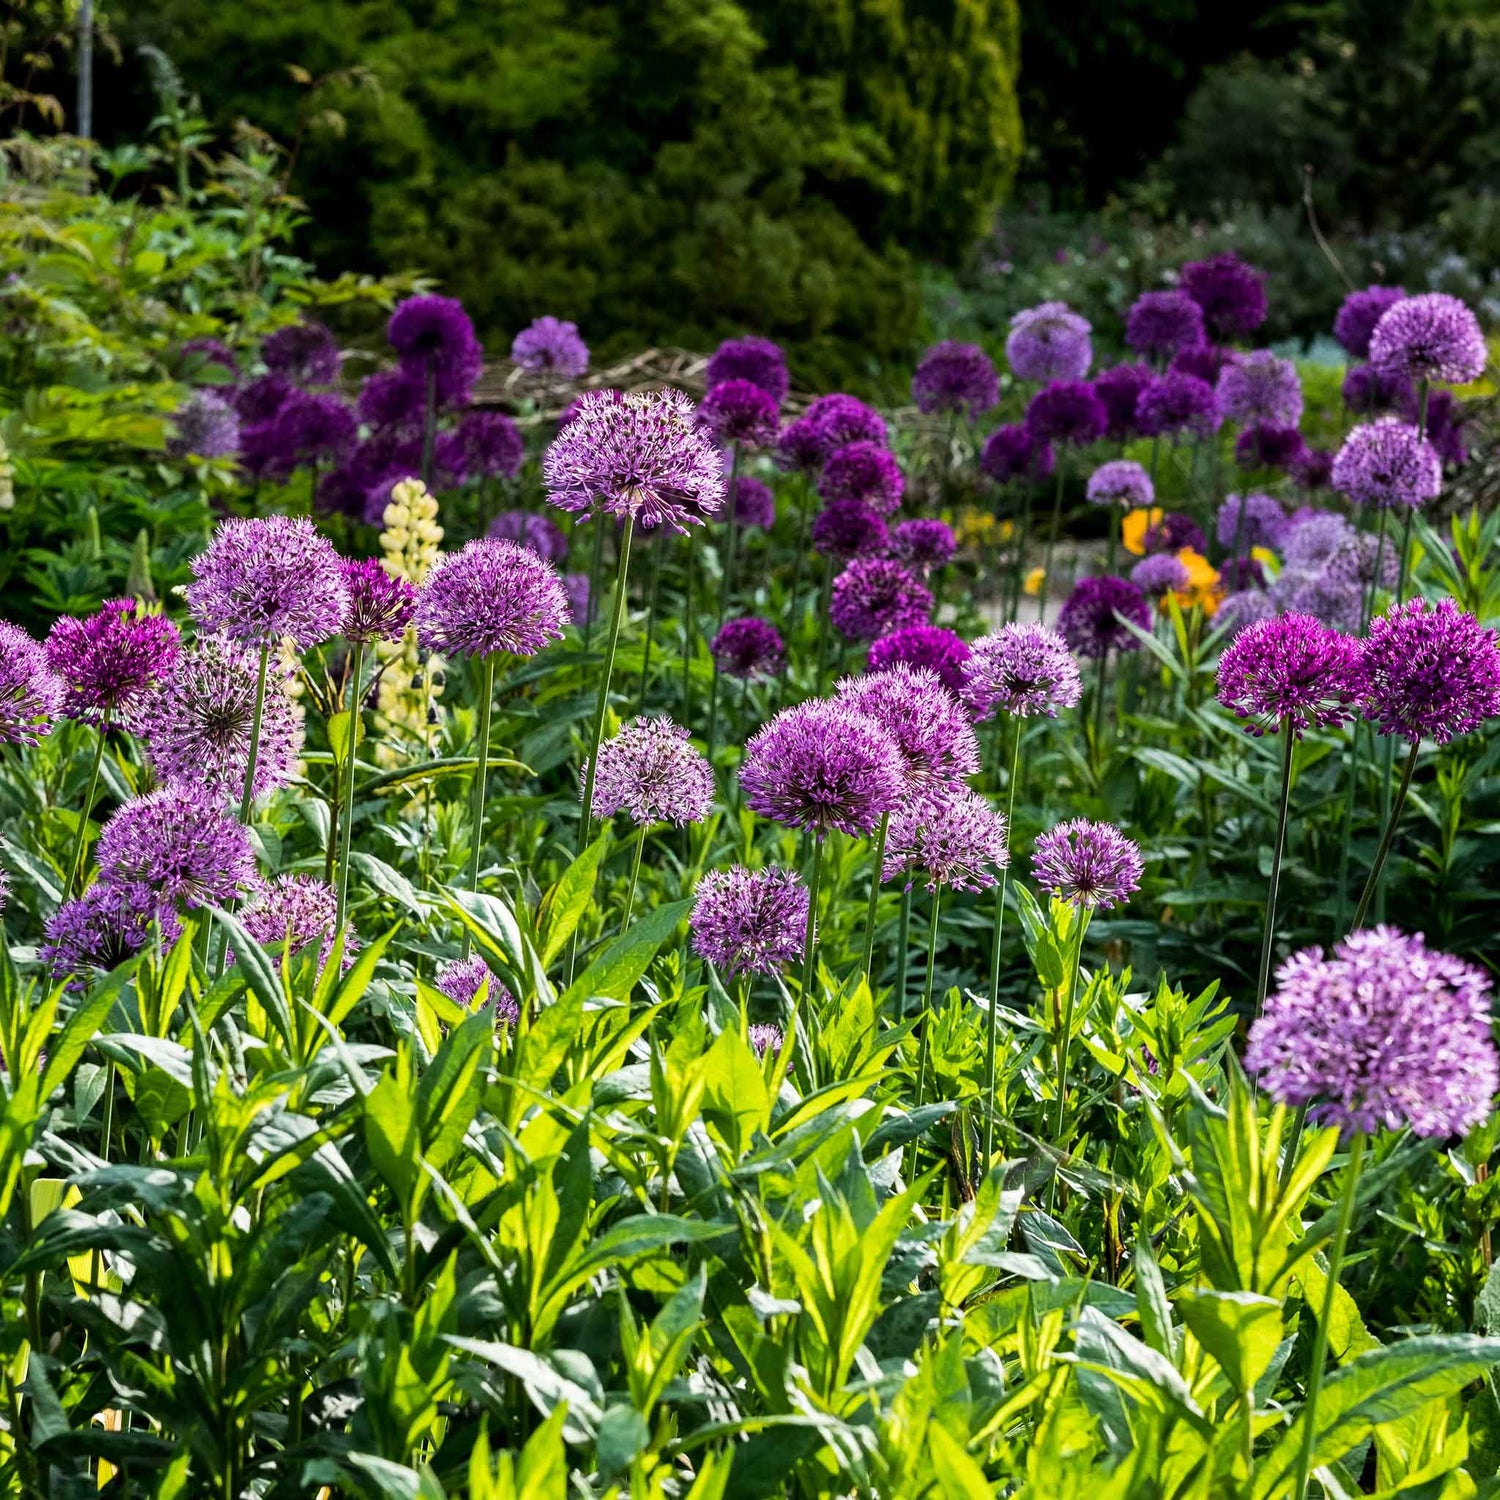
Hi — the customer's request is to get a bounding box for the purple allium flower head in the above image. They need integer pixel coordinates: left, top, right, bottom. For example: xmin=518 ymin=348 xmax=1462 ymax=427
xmin=818 ymin=440 xmax=905 ymax=516
xmin=829 ymin=557 xmax=933 ymax=641
xmin=543 ymin=388 xmax=726 ymax=532
xmin=1131 ymin=552 xmax=1190 ymax=598
xmin=241 ymin=874 xmax=357 ymax=973
xmin=1171 ymin=342 xmax=1228 ymax=384
xmin=1032 ymin=819 xmax=1143 ymax=909
xmin=1363 ymin=598 xmax=1500 ymax=745
xmin=1025 ymin=380 xmax=1107 ymax=447
xmin=0 ymin=622 xmax=62 ymax=745
xmin=805 ymin=393 xmax=888 ymax=450
xmin=1282 ymin=512 xmax=1349 ymax=572
xmin=1334 ymin=285 xmax=1407 ymax=359
xmin=1086 ymin=459 xmax=1153 ymax=509
xmin=911 ymin=341 xmax=1000 ymax=418
xmin=561 ymin=572 xmax=591 ymax=628
xmin=43 ymin=880 xmax=177 ymax=979
xmin=357 ymin=368 xmax=426 ymax=433
xmin=436 ymin=954 xmax=520 ymax=1023
xmin=1369 ymin=292 xmax=1487 ymax=386
xmin=456 ymin=409 xmax=526 ymax=480
xmin=1005 ymin=302 xmax=1092 ymax=382
xmin=169 ymin=390 xmax=240 ymax=459
xmin=699 ymin=377 xmax=780 ymax=447
xmin=711 ymin=617 xmax=784 ymax=680
xmin=739 ymin=699 xmax=906 ymax=838
xmin=45 ymin=599 xmax=180 ymax=729
xmin=94 ymin=787 xmax=256 ymax=907
xmin=486 ymin=509 xmax=568 ymax=565
xmin=1291 ymin=447 xmax=1334 ymax=490
xmin=1057 ymin=576 xmax=1152 ymax=659
xmin=1341 ymin=362 xmax=1414 ymax=416
xmin=960 ymin=623 xmax=1083 ymax=720
xmin=691 ymin=865 xmax=809 ymax=977
xmin=980 ymin=423 xmax=1054 ymax=483
xmin=1180 ymin=253 xmax=1267 ymax=339
xmin=774 ymin=415 xmax=830 ymax=474
xmin=883 ymin=786 xmax=1009 ymax=892
xmin=836 ymin=664 xmax=981 ymax=796
xmin=510 ymin=315 xmax=589 ymax=380
xmin=891 ymin=518 xmax=956 ymax=572
xmin=1331 ymin=420 xmax=1442 ymax=510
xmin=233 ymin=374 xmax=292 ymax=425
xmin=706 ymin=336 xmax=789 ymax=403
xmin=415 ymin=538 xmax=569 ymax=659
xmin=1217 ymin=589 xmax=1277 ymax=633
xmin=1142 ymin=513 xmax=1206 ymax=556
xmin=1216 ymin=613 xmax=1366 ymax=736
xmin=749 ymin=1022 xmax=787 ymax=1062
xmin=186 ymin=516 xmax=349 ymax=649
xmin=387 ymin=294 xmax=483 ymax=407
xmin=1327 ymin=529 xmax=1399 ymax=594
xmin=869 ymin=624 xmax=971 ymax=696
xmin=340 ymin=558 xmax=417 ymax=644
xmin=585 ymin=716 xmax=714 ymax=825
xmin=730 ymin=476 xmax=776 ymax=530
xmin=1125 ymin=290 xmax=1206 ymax=359
xmin=1245 ymin=926 xmax=1498 ymax=1139
xmin=811 ymin=500 xmax=889 ymax=561
xmin=1136 ymin=372 xmax=1221 ymax=439
xmin=1216 ymin=350 xmax=1302 ymax=428
xmin=181 ymin=338 xmax=240 ymax=381
xmin=240 ymin=390 xmax=358 ymax=481
xmin=1220 ymin=554 xmax=1267 ymax=592
xmin=1272 ymin=570 xmax=1362 ymax=636
xmin=1092 ymin=362 xmax=1153 ymax=441
xmin=1217 ymin=492 xmax=1290 ymax=552
xmin=1235 ymin=424 xmax=1306 ymax=471
xmin=262 ymin=321 xmax=341 ymax=387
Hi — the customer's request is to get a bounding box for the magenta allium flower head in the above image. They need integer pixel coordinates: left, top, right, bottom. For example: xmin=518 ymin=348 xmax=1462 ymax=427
xmin=1180 ymin=253 xmax=1267 ymax=339
xmin=169 ymin=390 xmax=240 ymax=459
xmin=1093 ymin=362 xmax=1153 ymax=441
xmin=1341 ymin=362 xmax=1413 ymax=416
xmin=960 ymin=623 xmax=1083 ymax=721
xmin=1369 ymin=292 xmax=1487 ymax=386
xmin=1125 ymin=290 xmax=1206 ymax=359
xmin=869 ymin=624 xmax=971 ymax=696
xmin=980 ymin=423 xmax=1054 ymax=483
xmin=691 ymin=865 xmax=809 ymax=977
xmin=805 ymin=393 xmax=888 ymax=450
xmin=774 ymin=415 xmax=830 ymax=474
xmin=486 ymin=509 xmax=567 ymax=565
xmin=1245 ymin=926 xmax=1498 ymax=1138
xmin=44 ymin=880 xmax=178 ymax=979
xmin=1086 ymin=459 xmax=1153 ymax=509
xmin=240 ymin=390 xmax=358 ymax=481
xmin=45 ymin=599 xmax=180 ymax=729
xmin=0 ymin=622 xmax=64 ymax=745
xmin=891 ymin=518 xmax=956 ymax=572
xmin=830 ymin=557 xmax=933 ymax=641
xmin=1217 ymin=590 xmax=1277 ymax=633
xmin=436 ymin=954 xmax=520 ymax=1024
xmin=1215 ymin=613 xmax=1367 ymax=736
xmin=1331 ymin=420 xmax=1442 ymax=511
xmin=1006 ymin=302 xmax=1092 ymax=382
xmin=181 ymin=337 xmax=240 ymax=381
xmin=561 ymin=572 xmax=591 ymax=628
xmin=730 ymin=476 xmax=776 ymax=530
xmin=1236 ymin=424 xmax=1306 ymax=471
xmin=1058 ymin=576 xmax=1152 ymax=659
xmin=740 ymin=699 xmax=906 ymax=838
xmin=1407 ymin=388 xmax=1469 ymax=467
xmin=1032 ymin=819 xmax=1143 ymax=909
xmin=1291 ymin=446 xmax=1334 ymax=490
xmin=699 ymin=377 xmax=780 ymax=447
xmin=706 ymin=336 xmax=789 ymax=403
xmin=1025 ymin=380 xmax=1106 ymax=447
xmin=1137 ymin=372 xmax=1221 ymax=439
xmin=711 ymin=618 xmax=784 ymax=680
xmin=812 ymin=500 xmax=889 ymax=561
xmin=585 ymin=716 xmax=714 ymax=825
xmin=1216 ymin=350 xmax=1302 ymax=428
xmin=233 ymin=373 xmax=293 ymax=425
xmin=1142 ymin=512 xmax=1206 ymax=556
xmin=1217 ymin=492 xmax=1289 ymax=552
xmin=455 ymin=409 xmax=525 ymax=480
xmin=340 ymin=558 xmax=417 ymax=644
xmin=262 ymin=321 xmax=341 ymax=387
xmin=1334 ymin=285 xmax=1407 ymax=359
xmin=415 ymin=538 xmax=569 ymax=660
xmin=510 ymin=315 xmax=589 ymax=380
xmin=818 ymin=440 xmax=905 ymax=516
xmin=749 ymin=1022 xmax=787 ymax=1061
xmin=1171 ymin=342 xmax=1228 ymax=384
xmin=543 ymin=388 xmax=725 ymax=531
xmin=387 ymin=294 xmax=483 ymax=407
xmin=836 ymin=664 xmax=981 ymax=795
xmin=883 ymin=786 xmax=1009 ymax=892
xmin=241 ymin=874 xmax=357 ymax=973
xmin=94 ymin=787 xmax=256 ymax=907
xmin=911 ymin=340 xmax=1000 ymax=418
xmin=1131 ymin=552 xmax=1189 ymax=598
xmin=1363 ymin=597 xmax=1500 ymax=745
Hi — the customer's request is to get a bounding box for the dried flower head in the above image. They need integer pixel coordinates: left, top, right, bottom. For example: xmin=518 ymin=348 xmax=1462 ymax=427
xmin=414 ymin=538 xmax=569 ymax=659
xmin=585 ymin=716 xmax=714 ymax=825
xmin=691 ymin=865 xmax=809 ymax=977
xmin=960 ymin=624 xmax=1082 ymax=721
xmin=45 ymin=599 xmax=180 ymax=729
xmin=1032 ymin=819 xmax=1143 ymax=909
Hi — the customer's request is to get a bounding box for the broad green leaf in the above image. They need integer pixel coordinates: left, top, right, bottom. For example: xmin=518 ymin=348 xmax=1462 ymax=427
xmin=365 ymin=1066 xmax=420 ymax=1203
xmin=1177 ymin=1288 xmax=1283 ymax=1392
xmin=536 ymin=832 xmax=610 ymax=968
xmin=701 ymin=1027 xmax=771 ymax=1156
xmin=560 ymin=899 xmax=691 ymax=1007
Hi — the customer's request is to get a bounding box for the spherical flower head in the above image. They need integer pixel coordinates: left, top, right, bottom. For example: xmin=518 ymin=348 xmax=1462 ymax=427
xmin=1363 ymin=597 xmax=1500 ymax=745
xmin=1093 ymin=363 xmax=1153 ymax=441
xmin=811 ymin=500 xmax=889 ymax=561
xmin=1216 ymin=350 xmax=1302 ymax=428
xmin=1236 ymin=424 xmax=1306 ymax=472
xmin=0 ymin=621 xmax=64 ymax=745
xmin=691 ymin=865 xmax=809 ymax=978
xmin=233 ymin=373 xmax=293 ymax=425
xmin=456 ymin=409 xmax=525 ymax=480
xmin=1407 ymin=388 xmax=1469 ymax=468
xmin=1331 ymin=420 xmax=1442 ymax=511
xmin=1283 ymin=512 xmax=1351 ymax=572
xmin=543 ymin=388 xmax=726 ymax=532
xmin=240 ymin=391 xmax=358 ymax=482
xmin=1025 ymin=380 xmax=1106 ymax=447
xmin=700 ymin=377 xmax=780 ymax=448
xmin=1058 ymin=576 xmax=1152 ymax=659
xmin=1217 ymin=492 xmax=1289 ymax=553
xmin=1142 ymin=512 xmax=1206 ymax=556
xmin=387 ymin=294 xmax=483 ymax=407
xmin=1215 ymin=613 xmax=1366 ymax=737
xmin=1125 ymin=290 xmax=1205 ymax=359
xmin=241 ymin=874 xmax=357 ymax=974
xmin=868 ymin=625 xmax=971 ymax=696
xmin=340 ymin=557 xmax=417 ymax=644
xmin=961 ymin=624 xmax=1082 ymax=721
xmin=711 ymin=618 xmax=784 ymax=680
xmin=891 ymin=518 xmax=956 ymax=573
xmin=435 ymin=954 xmax=520 ymax=1024
xmin=1369 ymin=292 xmax=1487 ymax=386
xmin=1245 ymin=926 xmax=1498 ymax=1138
xmin=486 ymin=510 xmax=568 ymax=566
xmin=740 ymin=699 xmax=906 ymax=838
xmin=45 ymin=599 xmax=180 ymax=729
xmin=415 ymin=538 xmax=569 ymax=660
xmin=1291 ymin=446 xmax=1334 ymax=490
xmin=1137 ymin=372 xmax=1222 ymax=439
xmin=44 ymin=880 xmax=178 ymax=979
xmin=510 ymin=315 xmax=589 ymax=380
xmin=169 ymin=390 xmax=240 ymax=459
xmin=1274 ymin=570 xmax=1362 ymax=635
xmin=818 ymin=440 xmax=905 ymax=516
xmin=911 ymin=341 xmax=1000 ymax=418
xmin=774 ymin=415 xmax=830 ymax=474
xmin=1217 ymin=589 xmax=1277 ymax=634
xmin=1180 ymin=253 xmax=1267 ymax=339
xmin=706 ymin=336 xmax=789 ymax=403
xmin=1326 ymin=529 xmax=1399 ymax=594
xmin=95 ymin=787 xmax=256 ymax=907
xmin=358 ymin=368 xmax=426 ymax=433
xmin=561 ymin=573 xmax=591 ymax=628
xmin=1032 ymin=819 xmax=1143 ymax=909
xmin=728 ymin=475 xmax=775 ymax=531
xmin=829 ymin=557 xmax=933 ymax=641
xmin=262 ymin=321 xmax=341 ymax=387
xmin=1006 ymin=302 xmax=1092 ymax=382
xmin=836 ymin=664 xmax=980 ymax=795
xmin=1131 ymin=551 xmax=1190 ymax=599
xmin=1334 ymin=285 xmax=1406 ymax=359
xmin=805 ymin=393 xmax=888 ymax=450
xmin=1341 ymin=362 xmax=1413 ymax=416
xmin=884 ymin=786 xmax=1009 ymax=893
xmin=1172 ymin=343 xmax=1228 ymax=384
xmin=1086 ymin=460 xmax=1153 ymax=509
xmin=749 ymin=1022 xmax=787 ymax=1062
xmin=186 ymin=516 xmax=350 ymax=649
xmin=585 ymin=716 xmax=714 ymax=826
xmin=980 ymin=424 xmax=1054 ymax=483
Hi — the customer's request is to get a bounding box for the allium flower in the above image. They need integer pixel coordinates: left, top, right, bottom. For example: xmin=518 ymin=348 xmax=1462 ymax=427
xmin=804 ymin=393 xmax=888 ymax=450
xmin=510 ymin=315 xmax=589 ymax=379
xmin=456 ymin=409 xmax=526 ymax=480
xmin=1032 ymin=819 xmax=1142 ymax=909
xmin=1282 ymin=512 xmax=1349 ymax=572
xmin=1220 ymin=555 xmax=1267 ymax=592
xmin=486 ymin=509 xmax=568 ymax=564
xmin=1132 ymin=552 xmax=1189 ymax=599
xmin=1006 ymin=302 xmax=1092 ymax=382
xmin=730 ymin=476 xmax=776 ymax=529
xmin=706 ymin=336 xmax=789 ymax=403
xmin=829 ymin=557 xmax=933 ymax=641
xmin=1086 ymin=459 xmax=1153 ymax=509
xmin=812 ymin=500 xmax=889 ymax=561
xmin=980 ymin=424 xmax=1054 ymax=482
xmin=1057 ymin=576 xmax=1152 ymax=659
xmin=1245 ymin=926 xmax=1498 ymax=1138
xmin=691 ymin=865 xmax=808 ymax=977
xmin=1215 ymin=350 xmax=1302 ymax=428
xmin=1369 ymin=292 xmax=1487 ymax=386
xmin=1142 ymin=512 xmax=1206 ymax=556
xmin=1341 ymin=363 xmax=1413 ymax=416
xmin=1125 ymin=290 xmax=1205 ymax=359
xmin=240 ymin=391 xmax=357 ymax=481
xmin=435 ymin=954 xmax=520 ymax=1023
xmin=911 ymin=341 xmax=1000 ymax=418
xmin=169 ymin=390 xmax=240 ymax=459
xmin=700 ymin=377 xmax=780 ymax=447
xmin=1025 ymin=380 xmax=1106 ymax=447
xmin=1334 ymin=285 xmax=1407 ymax=359
xmin=0 ymin=621 xmax=65 ymax=744
xmin=340 ymin=558 xmax=417 ymax=644
xmin=711 ymin=617 xmax=784 ymax=680
xmin=45 ymin=599 xmax=180 ymax=729
xmin=241 ymin=874 xmax=357 ymax=973
xmin=818 ymin=440 xmax=905 ymax=516
xmin=1172 ymin=343 xmax=1228 ymax=384
xmin=1180 ymin=253 xmax=1267 ymax=338
xmin=836 ymin=665 xmax=980 ymax=796
xmin=749 ymin=1022 xmax=786 ymax=1060
xmin=357 ymin=368 xmax=426 ymax=432
xmin=1327 ymin=529 xmax=1399 ymax=593
xmin=883 ymin=786 xmax=1009 ymax=892
xmin=774 ymin=415 xmax=831 ymax=473
xmin=415 ymin=538 xmax=569 ymax=660
xmin=1291 ymin=447 xmax=1333 ymax=490
xmin=94 ymin=788 xmax=256 ymax=906
xmin=891 ymin=518 xmax=956 ymax=572
xmin=543 ymin=388 xmax=725 ymax=531
xmin=562 ymin=573 xmax=591 ymax=627
xmin=1407 ymin=388 xmax=1469 ymax=468
xmin=740 ymin=699 xmax=906 ymax=838
xmin=1363 ymin=598 xmax=1500 ymax=745
xmin=1217 ymin=492 xmax=1289 ymax=553
xmin=1331 ymin=420 xmax=1442 ymax=510
xmin=585 ymin=716 xmax=714 ymax=825
xmin=1235 ymin=424 xmax=1306 ymax=471
xmin=1216 ymin=613 xmax=1366 ymax=736
xmin=961 ymin=624 xmax=1082 ymax=720
xmin=1136 ymin=372 xmax=1221 ymax=439
xmin=262 ymin=321 xmax=341 ymax=386
xmin=1093 ymin=363 xmax=1153 ymax=440
xmin=387 ymin=294 xmax=483 ymax=407
xmin=1271 ymin=572 xmax=1362 ymax=635
xmin=1217 ymin=589 xmax=1277 ymax=633
xmin=868 ymin=624 xmax=971 ymax=696
xmin=186 ymin=516 xmax=349 ymax=649
xmin=44 ymin=880 xmax=177 ymax=978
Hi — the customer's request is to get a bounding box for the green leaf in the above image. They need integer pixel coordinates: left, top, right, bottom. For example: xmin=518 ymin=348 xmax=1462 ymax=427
xmin=1177 ymin=1288 xmax=1283 ymax=1392
xmin=560 ymin=899 xmax=691 ymax=1007
xmin=595 ymin=1403 xmax=650 ymax=1481
xmin=536 ymin=832 xmax=610 ymax=968
xmin=365 ymin=1066 xmax=420 ymax=1204
xmin=39 ymin=968 xmax=128 ymax=1099
xmin=701 ymin=1027 xmax=771 ymax=1157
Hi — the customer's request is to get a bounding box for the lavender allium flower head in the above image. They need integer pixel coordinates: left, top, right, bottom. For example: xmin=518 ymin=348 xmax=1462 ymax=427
xmin=1217 ymin=590 xmax=1277 ymax=633
xmin=1025 ymin=380 xmax=1106 ymax=447
xmin=486 ymin=509 xmax=568 ymax=564
xmin=1235 ymin=424 xmax=1306 ymax=471
xmin=691 ymin=865 xmax=809 ymax=977
xmin=1086 ymin=459 xmax=1153 ymax=509
xmin=585 ymin=716 xmax=714 ymax=825
xmin=705 ymin=336 xmax=788 ymax=403
xmin=510 ymin=316 xmax=589 ymax=379
xmin=1032 ymin=819 xmax=1143 ymax=909
xmin=387 ymin=294 xmax=483 ymax=407
xmin=829 ymin=557 xmax=933 ymax=641
xmin=811 ymin=499 xmax=889 ymax=560
xmin=1131 ymin=552 xmax=1190 ymax=599
xmin=805 ymin=393 xmax=888 ymax=450
xmin=241 ymin=875 xmax=357 ymax=973
xmin=340 ymin=558 xmax=417 ymax=644
xmin=1093 ymin=363 xmax=1153 ymax=440
xmin=818 ymin=440 xmax=905 ymax=515
xmin=1057 ymin=576 xmax=1152 ymax=659
xmin=1327 ymin=529 xmax=1399 ymax=593
xmin=980 ymin=424 xmax=1054 ymax=483
xmin=1217 ymin=492 xmax=1289 ymax=552
xmin=0 ymin=622 xmax=65 ymax=744
xmin=1006 ymin=302 xmax=1092 ymax=382
xmin=1334 ymin=286 xmax=1407 ymax=359
xmin=1363 ymin=598 xmax=1500 ymax=745
xmin=730 ymin=476 xmax=776 ymax=530
xmin=94 ymin=787 xmax=256 ymax=907
xmin=240 ymin=391 xmax=358 ymax=481
xmin=262 ymin=321 xmax=341 ymax=387
xmin=960 ymin=624 xmax=1082 ymax=720
xmin=1216 ymin=613 xmax=1366 ymax=736
xmin=561 ymin=573 xmax=591 ymax=627
xmin=1216 ymin=350 xmax=1303 ymax=428
xmin=1180 ymin=253 xmax=1267 ymax=338
xmin=1125 ymin=290 xmax=1205 ymax=359
xmin=45 ymin=599 xmax=180 ymax=729
xmin=169 ymin=390 xmax=241 ymax=459
xmin=868 ymin=625 xmax=970 ymax=696
xmin=1283 ymin=512 xmax=1350 ymax=572
xmin=700 ymin=377 xmax=780 ymax=447
xmin=740 ymin=699 xmax=906 ymax=838
xmin=1137 ymin=372 xmax=1221 ymax=439
xmin=435 ymin=954 xmax=520 ymax=1024
xmin=456 ymin=410 xmax=526 ymax=480
xmin=774 ymin=415 xmax=830 ymax=473
xmin=1331 ymin=420 xmax=1442 ymax=510
xmin=883 ymin=787 xmax=1009 ymax=892
xmin=1143 ymin=513 xmax=1206 ymax=556
xmin=911 ymin=341 xmax=1000 ymax=418
xmin=1369 ymin=292 xmax=1487 ymax=386
xmin=711 ymin=617 xmax=784 ymax=679
xmin=234 ymin=373 xmax=293 ymax=426
xmin=44 ymin=881 xmax=177 ymax=978
xmin=1292 ymin=447 xmax=1334 ymax=490
xmin=749 ymin=1022 xmax=786 ymax=1061
xmin=1245 ymin=926 xmax=1498 ymax=1138
xmin=892 ymin=518 xmax=956 ymax=572
xmin=1341 ymin=363 xmax=1413 ymax=416
xmin=836 ymin=664 xmax=980 ymax=795
xmin=415 ymin=538 xmax=569 ymax=659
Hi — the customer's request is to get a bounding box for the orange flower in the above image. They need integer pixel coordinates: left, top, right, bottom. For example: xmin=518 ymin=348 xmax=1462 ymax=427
xmin=1122 ymin=506 xmax=1164 ymax=557
xmin=1170 ymin=548 xmax=1221 ymax=616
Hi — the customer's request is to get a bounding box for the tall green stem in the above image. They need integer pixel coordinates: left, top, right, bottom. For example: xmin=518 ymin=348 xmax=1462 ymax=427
xmin=1351 ymin=737 xmax=1420 ymax=931
xmin=1052 ymin=915 xmax=1090 ymax=1149
xmin=894 ymin=887 xmax=911 ymax=1015
xmin=635 ymin=529 xmax=662 ymax=713
xmin=66 ymin=727 xmax=107 ymax=898
xmin=1255 ymin=721 xmax=1296 ymax=1014
xmin=1090 ymin=646 xmax=1110 ymax=772
xmin=681 ymin=536 xmax=696 ymax=722
xmin=237 ymin=643 xmax=271 ymax=827
xmin=786 ymin=474 xmax=811 ymax=639
xmin=460 ymin=653 xmax=497 ymax=959
xmin=335 ymin=639 xmax=366 ymax=935
xmin=584 ymin=513 xmax=606 ymax=651
xmin=860 ymin=811 xmax=890 ymax=983
xmin=983 ymin=724 xmax=1023 ymax=1165
xmin=908 ymin=887 xmax=944 ymax=1179
xmin=814 ymin=557 xmax=834 ymax=693
xmin=800 ymin=835 xmax=825 ymax=998
xmin=579 ymin=515 xmax=635 ymax=854
xmin=622 ymin=824 xmax=647 ymax=933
